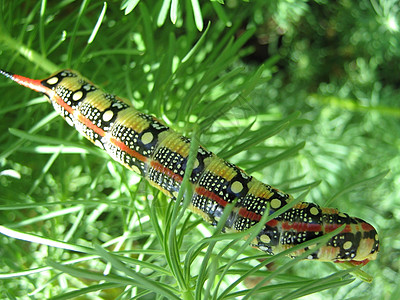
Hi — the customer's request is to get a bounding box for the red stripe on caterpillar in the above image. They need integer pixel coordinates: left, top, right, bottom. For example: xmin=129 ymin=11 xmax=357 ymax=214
xmin=0 ymin=69 xmax=379 ymax=265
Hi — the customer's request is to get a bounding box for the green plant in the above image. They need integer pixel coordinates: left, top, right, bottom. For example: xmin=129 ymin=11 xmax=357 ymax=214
xmin=0 ymin=0 xmax=398 ymax=299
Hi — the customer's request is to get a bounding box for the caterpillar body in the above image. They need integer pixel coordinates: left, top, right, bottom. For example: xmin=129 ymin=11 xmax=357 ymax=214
xmin=0 ymin=69 xmax=379 ymax=265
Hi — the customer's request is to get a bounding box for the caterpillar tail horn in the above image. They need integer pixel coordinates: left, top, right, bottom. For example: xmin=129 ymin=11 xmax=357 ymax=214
xmin=0 ymin=69 xmax=51 ymax=95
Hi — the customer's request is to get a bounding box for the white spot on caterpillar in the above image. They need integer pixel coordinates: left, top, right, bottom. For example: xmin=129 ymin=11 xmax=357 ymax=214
xmin=102 ymin=110 xmax=114 ymax=122
xmin=141 ymin=132 xmax=154 ymax=145
xmin=276 ymin=191 xmax=286 ymax=197
xmin=47 ymin=77 xmax=59 ymax=85
xmin=95 ymin=139 xmax=104 ymax=149
xmin=152 ymin=122 xmax=167 ymax=130
xmin=310 ymin=206 xmax=319 ymax=215
xmin=112 ymin=101 xmax=126 ymax=109
xmin=271 ymin=198 xmax=281 ymax=209
xmin=231 ymin=181 xmax=243 ymax=194
xmin=198 ymin=147 xmax=206 ymax=155
xmin=131 ymin=165 xmax=141 ymax=174
xmin=72 ymin=91 xmax=83 ymax=101
xmin=260 ymin=234 xmax=271 ymax=244
xmin=193 ymin=158 xmax=199 ymax=169
xmin=83 ymin=84 xmax=92 ymax=91
xmin=65 ymin=116 xmax=74 ymax=127
xmin=343 ymin=241 xmax=352 ymax=250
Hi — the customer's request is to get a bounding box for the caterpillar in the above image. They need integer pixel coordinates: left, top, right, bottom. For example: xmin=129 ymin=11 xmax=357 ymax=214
xmin=0 ymin=69 xmax=379 ymax=265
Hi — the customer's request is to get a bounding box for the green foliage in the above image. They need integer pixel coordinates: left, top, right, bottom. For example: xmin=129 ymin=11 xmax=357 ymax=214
xmin=0 ymin=0 xmax=398 ymax=299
